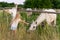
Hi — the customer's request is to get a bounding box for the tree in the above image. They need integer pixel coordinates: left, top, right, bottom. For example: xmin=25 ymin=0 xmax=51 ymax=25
xmin=24 ymin=0 xmax=60 ymax=9
xmin=24 ymin=0 xmax=42 ymax=8
xmin=24 ymin=0 xmax=32 ymax=8
xmin=0 ymin=2 xmax=7 ymax=7
xmin=0 ymin=2 xmax=15 ymax=7
xmin=18 ymin=4 xmax=24 ymax=8
xmin=50 ymin=0 xmax=60 ymax=8
xmin=24 ymin=0 xmax=53 ymax=9
xmin=40 ymin=0 xmax=53 ymax=8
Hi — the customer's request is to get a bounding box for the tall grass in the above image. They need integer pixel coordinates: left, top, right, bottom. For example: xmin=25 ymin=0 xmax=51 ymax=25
xmin=0 ymin=11 xmax=60 ymax=40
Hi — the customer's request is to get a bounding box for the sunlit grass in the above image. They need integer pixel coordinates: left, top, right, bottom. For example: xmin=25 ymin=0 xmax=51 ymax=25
xmin=0 ymin=11 xmax=60 ymax=40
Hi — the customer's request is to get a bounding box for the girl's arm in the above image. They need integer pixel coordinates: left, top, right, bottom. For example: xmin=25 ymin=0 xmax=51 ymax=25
xmin=20 ymin=19 xmax=29 ymax=25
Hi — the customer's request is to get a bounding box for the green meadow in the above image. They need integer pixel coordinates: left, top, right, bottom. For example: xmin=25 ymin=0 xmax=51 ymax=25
xmin=0 ymin=10 xmax=60 ymax=40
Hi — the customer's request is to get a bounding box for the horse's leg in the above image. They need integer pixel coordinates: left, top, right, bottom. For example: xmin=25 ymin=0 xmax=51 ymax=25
xmin=53 ymin=19 xmax=56 ymax=27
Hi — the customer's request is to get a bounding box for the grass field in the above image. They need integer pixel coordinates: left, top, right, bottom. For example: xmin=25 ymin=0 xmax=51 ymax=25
xmin=0 ymin=10 xmax=60 ymax=40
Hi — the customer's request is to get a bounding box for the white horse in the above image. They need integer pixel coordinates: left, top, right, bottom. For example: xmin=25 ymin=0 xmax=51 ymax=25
xmin=4 ymin=7 xmax=17 ymax=20
xmin=28 ymin=9 xmax=56 ymax=30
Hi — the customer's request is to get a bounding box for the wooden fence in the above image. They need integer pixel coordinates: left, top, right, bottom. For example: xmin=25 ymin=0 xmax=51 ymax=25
xmin=0 ymin=7 xmax=60 ymax=14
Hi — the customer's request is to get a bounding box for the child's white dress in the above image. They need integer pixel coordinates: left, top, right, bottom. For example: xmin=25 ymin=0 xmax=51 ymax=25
xmin=11 ymin=19 xmax=21 ymax=30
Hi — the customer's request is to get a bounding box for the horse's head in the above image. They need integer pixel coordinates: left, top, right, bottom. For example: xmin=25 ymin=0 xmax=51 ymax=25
xmin=4 ymin=9 xmax=11 ymax=14
xmin=4 ymin=7 xmax=17 ymax=19
xmin=29 ymin=21 xmax=37 ymax=31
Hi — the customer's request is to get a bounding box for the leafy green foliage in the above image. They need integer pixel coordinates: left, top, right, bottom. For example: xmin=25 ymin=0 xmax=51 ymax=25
xmin=24 ymin=0 xmax=60 ymax=8
xmin=0 ymin=2 xmax=15 ymax=7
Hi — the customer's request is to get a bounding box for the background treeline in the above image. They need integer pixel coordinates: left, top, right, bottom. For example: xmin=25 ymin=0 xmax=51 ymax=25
xmin=0 ymin=0 xmax=60 ymax=8
xmin=24 ymin=0 xmax=60 ymax=9
xmin=0 ymin=2 xmax=15 ymax=7
xmin=0 ymin=2 xmax=23 ymax=8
